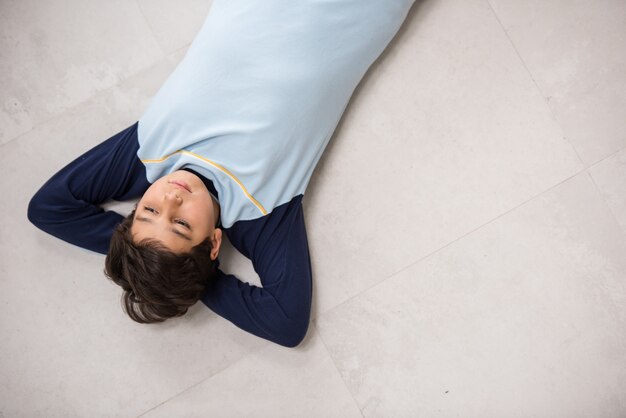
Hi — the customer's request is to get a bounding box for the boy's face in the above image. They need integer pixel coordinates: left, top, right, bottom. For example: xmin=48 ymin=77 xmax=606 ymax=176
xmin=131 ymin=170 xmax=221 ymax=257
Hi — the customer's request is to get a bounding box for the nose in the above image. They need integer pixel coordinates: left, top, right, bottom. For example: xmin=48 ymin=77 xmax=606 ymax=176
xmin=164 ymin=190 xmax=182 ymax=204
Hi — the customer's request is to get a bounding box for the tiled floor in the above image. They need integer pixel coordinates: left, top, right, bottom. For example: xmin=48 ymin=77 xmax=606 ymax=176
xmin=1 ymin=0 xmax=625 ymax=416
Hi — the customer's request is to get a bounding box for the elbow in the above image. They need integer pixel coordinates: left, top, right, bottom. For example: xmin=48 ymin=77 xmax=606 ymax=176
xmin=274 ymin=317 xmax=311 ymax=348
xmin=273 ymin=286 xmax=312 ymax=348
xmin=27 ymin=190 xmax=47 ymax=228
xmin=27 ymin=184 xmax=61 ymax=230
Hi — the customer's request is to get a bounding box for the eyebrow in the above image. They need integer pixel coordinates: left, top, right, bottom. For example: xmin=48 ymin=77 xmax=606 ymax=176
xmin=135 ymin=217 xmax=192 ymax=241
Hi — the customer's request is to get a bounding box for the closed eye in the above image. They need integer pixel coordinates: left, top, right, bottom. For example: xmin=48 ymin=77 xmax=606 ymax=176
xmin=135 ymin=215 xmax=193 ymax=241
xmin=144 ymin=206 xmax=191 ymax=229
xmin=175 ymin=219 xmax=190 ymax=228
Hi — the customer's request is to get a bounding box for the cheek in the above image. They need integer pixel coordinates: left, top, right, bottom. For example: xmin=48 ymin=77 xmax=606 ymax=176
xmin=189 ymin=199 xmax=214 ymax=227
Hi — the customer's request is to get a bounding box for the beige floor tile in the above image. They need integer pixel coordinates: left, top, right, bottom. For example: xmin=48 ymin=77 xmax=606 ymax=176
xmin=141 ymin=328 xmax=362 ymax=418
xmin=0 ymin=0 xmax=163 ymax=146
xmin=305 ymin=0 xmax=582 ymax=318
xmin=588 ymin=147 xmax=626 ymax=235
xmin=488 ymin=0 xmax=626 ymax=166
xmin=315 ymin=172 xmax=626 ymax=417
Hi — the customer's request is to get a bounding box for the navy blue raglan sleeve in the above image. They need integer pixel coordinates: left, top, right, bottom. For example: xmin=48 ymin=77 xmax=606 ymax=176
xmin=27 ymin=122 xmax=151 ymax=255
xmin=202 ymin=195 xmax=313 ymax=347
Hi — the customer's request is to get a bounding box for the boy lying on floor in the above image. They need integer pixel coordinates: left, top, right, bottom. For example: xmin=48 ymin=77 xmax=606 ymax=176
xmin=28 ymin=0 xmax=415 ymax=347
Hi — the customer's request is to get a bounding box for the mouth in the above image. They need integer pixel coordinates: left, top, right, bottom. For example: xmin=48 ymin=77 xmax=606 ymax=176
xmin=169 ymin=180 xmax=191 ymax=193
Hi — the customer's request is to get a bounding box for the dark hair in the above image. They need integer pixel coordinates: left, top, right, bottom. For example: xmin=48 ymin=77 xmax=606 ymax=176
xmin=104 ymin=209 xmax=218 ymax=323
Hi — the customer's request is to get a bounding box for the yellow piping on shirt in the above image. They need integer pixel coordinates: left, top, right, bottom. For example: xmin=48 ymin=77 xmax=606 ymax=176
xmin=141 ymin=150 xmax=267 ymax=215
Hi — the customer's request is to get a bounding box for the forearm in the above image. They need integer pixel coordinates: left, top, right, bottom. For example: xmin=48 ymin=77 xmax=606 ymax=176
xmin=201 ymin=269 xmax=307 ymax=348
xmin=28 ymin=190 xmax=124 ymax=255
xmin=202 ymin=196 xmax=312 ymax=348
xmin=27 ymin=122 xmax=150 ymax=254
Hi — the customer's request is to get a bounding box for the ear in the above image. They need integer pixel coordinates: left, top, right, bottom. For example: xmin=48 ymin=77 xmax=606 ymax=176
xmin=209 ymin=228 xmax=222 ymax=261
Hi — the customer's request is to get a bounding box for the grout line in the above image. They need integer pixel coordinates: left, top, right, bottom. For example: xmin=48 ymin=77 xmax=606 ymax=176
xmin=315 ymin=163 xmax=592 ymax=321
xmin=133 ymin=0 xmax=167 ymax=59
xmin=484 ymin=0 xmax=626 ymax=241
xmin=484 ymin=0 xmax=586 ymax=168
xmin=585 ymin=143 xmax=626 ymax=171
xmin=170 ymin=42 xmax=192 ymax=57
xmin=584 ymin=148 xmax=626 ymax=239
xmin=1 ymin=115 xmax=58 ymax=150
xmin=312 ymin=325 xmax=365 ymax=418
xmin=0 ymin=85 xmax=131 ymax=151
xmin=134 ymin=341 xmax=269 ymax=418
xmin=585 ymin=171 xmax=626 ymax=235
xmin=0 ymin=88 xmax=105 ymax=149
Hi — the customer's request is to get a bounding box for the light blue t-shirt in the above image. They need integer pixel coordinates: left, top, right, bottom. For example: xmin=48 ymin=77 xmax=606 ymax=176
xmin=137 ymin=0 xmax=414 ymax=228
